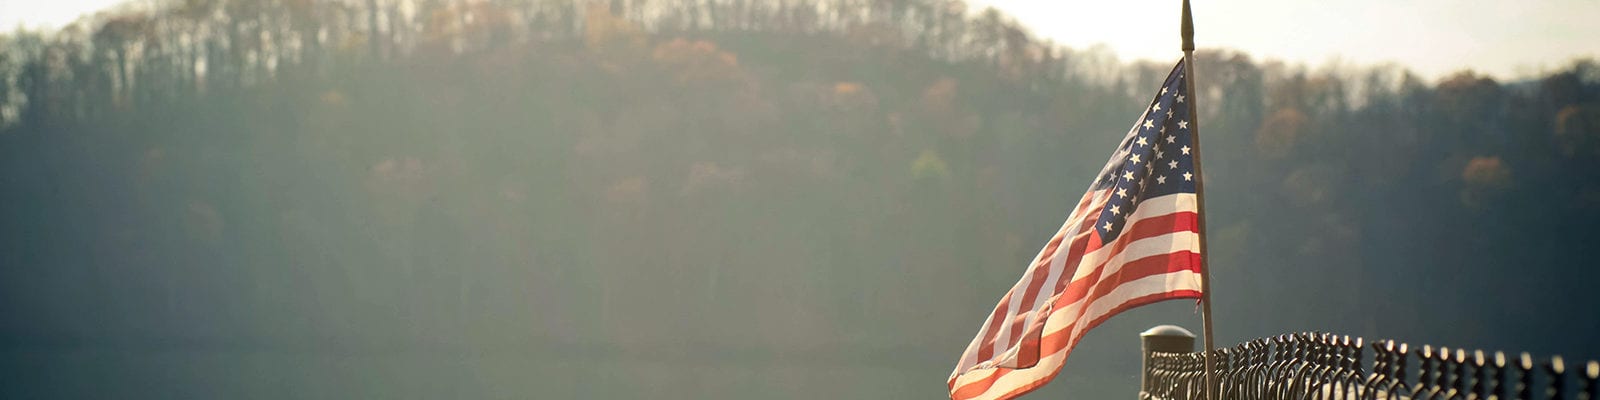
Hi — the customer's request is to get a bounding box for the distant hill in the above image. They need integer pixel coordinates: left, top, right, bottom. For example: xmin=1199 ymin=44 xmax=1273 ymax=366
xmin=1 ymin=0 xmax=1597 ymax=398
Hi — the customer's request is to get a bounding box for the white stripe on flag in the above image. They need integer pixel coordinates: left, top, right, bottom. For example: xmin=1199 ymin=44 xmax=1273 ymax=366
xmin=968 ymin=271 xmax=1203 ymax=400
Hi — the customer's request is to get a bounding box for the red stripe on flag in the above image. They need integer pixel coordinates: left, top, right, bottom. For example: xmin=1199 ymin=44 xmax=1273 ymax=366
xmin=1004 ymin=238 xmax=1060 ymax=354
xmin=1055 ymin=212 xmax=1197 ymax=308
xmin=1004 ymin=228 xmax=1094 ymax=369
xmin=974 ymin=290 xmax=1014 ymax=362
xmin=967 ymin=257 xmax=1201 ymax=398
xmin=951 ymin=289 xmax=1204 ymax=400
xmin=981 ymin=208 xmax=1193 ymax=370
xmin=1011 ymin=247 xmax=1199 ymax=369
xmin=969 ymin=191 xmax=1103 ymax=367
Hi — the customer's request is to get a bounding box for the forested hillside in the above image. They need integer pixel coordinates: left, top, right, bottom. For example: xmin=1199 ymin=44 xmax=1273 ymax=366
xmin=1 ymin=0 xmax=1597 ymax=398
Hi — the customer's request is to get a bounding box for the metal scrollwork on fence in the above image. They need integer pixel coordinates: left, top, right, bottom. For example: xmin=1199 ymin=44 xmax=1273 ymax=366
xmin=1141 ymin=331 xmax=1600 ymax=400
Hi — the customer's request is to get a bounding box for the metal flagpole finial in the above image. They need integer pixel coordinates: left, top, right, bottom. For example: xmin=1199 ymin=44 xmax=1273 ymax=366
xmin=1181 ymin=0 xmax=1195 ymax=51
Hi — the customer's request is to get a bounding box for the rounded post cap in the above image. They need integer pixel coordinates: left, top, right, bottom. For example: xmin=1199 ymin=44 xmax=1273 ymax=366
xmin=1141 ymin=325 xmax=1196 ymax=338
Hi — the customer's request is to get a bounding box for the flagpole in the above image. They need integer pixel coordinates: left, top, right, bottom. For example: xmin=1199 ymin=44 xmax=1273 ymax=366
xmin=1180 ymin=1 xmax=1218 ymax=400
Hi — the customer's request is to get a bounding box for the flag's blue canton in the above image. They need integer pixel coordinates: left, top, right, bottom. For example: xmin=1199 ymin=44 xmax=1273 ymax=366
xmin=1091 ymin=61 xmax=1196 ymax=242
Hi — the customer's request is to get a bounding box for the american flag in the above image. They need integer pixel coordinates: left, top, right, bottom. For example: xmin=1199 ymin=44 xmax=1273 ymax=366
xmin=948 ymin=61 xmax=1204 ymax=400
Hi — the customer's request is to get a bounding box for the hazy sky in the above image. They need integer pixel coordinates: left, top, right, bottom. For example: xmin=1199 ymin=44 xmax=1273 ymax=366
xmin=4 ymin=0 xmax=1599 ymax=81
xmin=969 ymin=0 xmax=1600 ymax=81
xmin=0 ymin=0 xmax=130 ymax=31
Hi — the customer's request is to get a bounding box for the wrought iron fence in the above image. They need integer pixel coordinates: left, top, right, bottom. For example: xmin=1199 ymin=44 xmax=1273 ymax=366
xmin=1140 ymin=330 xmax=1600 ymax=400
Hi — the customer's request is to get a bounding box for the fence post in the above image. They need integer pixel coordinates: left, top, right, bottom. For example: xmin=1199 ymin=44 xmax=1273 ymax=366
xmin=1142 ymin=325 xmax=1197 ymax=399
